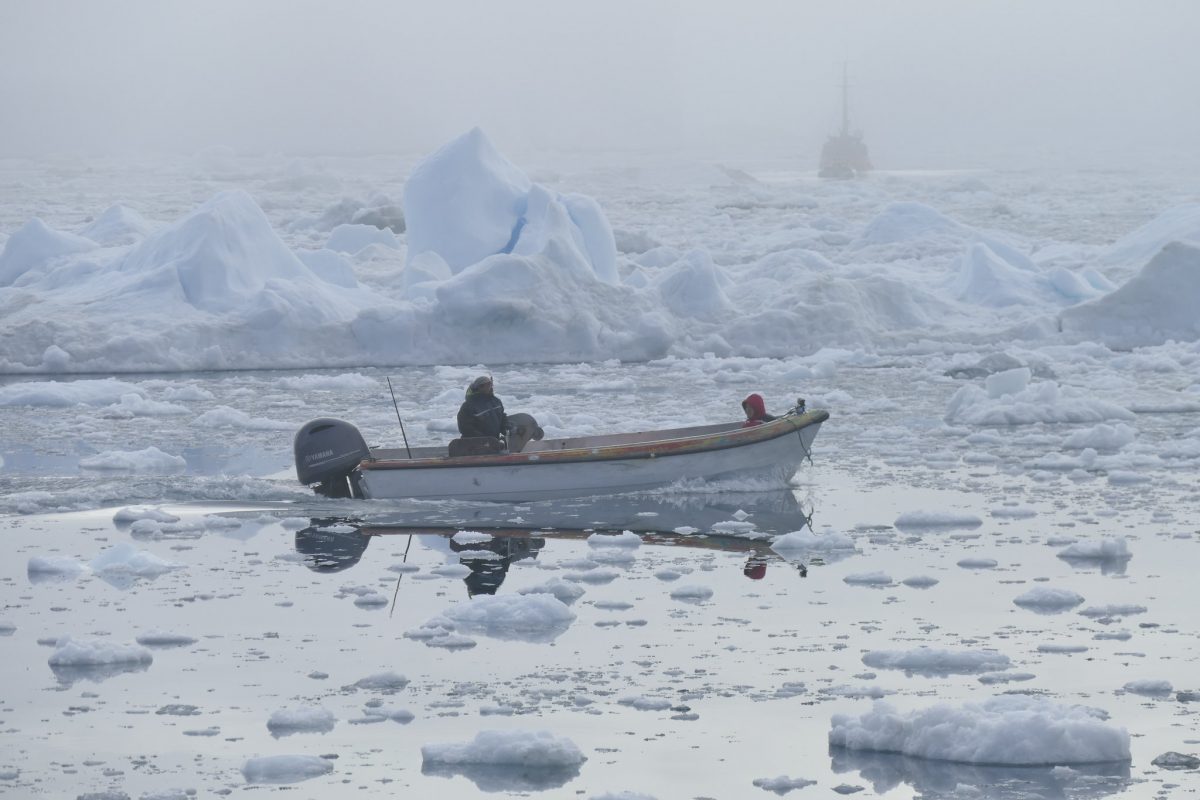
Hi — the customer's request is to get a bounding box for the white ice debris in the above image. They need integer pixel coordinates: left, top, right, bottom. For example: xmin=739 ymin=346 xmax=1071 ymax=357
xmin=352 ymin=671 xmax=409 ymax=692
xmin=752 ymin=776 xmax=817 ymax=792
xmin=517 ymin=578 xmax=586 ymax=605
xmin=771 ymin=530 xmax=856 ymax=551
xmin=452 ymin=530 xmax=495 ymax=545
xmin=27 ymin=555 xmax=86 ymax=577
xmin=135 ymin=630 xmax=198 ymax=646
xmin=113 ymin=505 xmax=180 ymax=524
xmin=1013 ymin=587 xmax=1085 ymax=611
xmin=1078 ymin=603 xmax=1147 ymax=618
xmin=843 ymin=571 xmax=893 ymax=586
xmin=669 ymin=584 xmax=714 ymax=602
xmin=48 ymin=636 xmax=153 ymax=666
xmin=241 ymin=754 xmax=333 ymax=784
xmin=861 ymin=647 xmax=1011 ymax=674
xmin=893 ymin=511 xmax=982 ymax=530
xmin=1063 ymin=422 xmax=1137 ymax=451
xmin=829 ymin=696 xmax=1130 ymax=765
xmin=267 ymin=706 xmax=337 ymax=734
xmin=1057 ymin=537 xmax=1131 ymax=561
xmin=89 ymin=542 xmax=182 ymax=577
xmin=945 ymin=370 xmax=1135 ymax=425
xmin=79 ymin=446 xmax=187 ymax=471
xmin=424 ymin=594 xmax=576 ymax=642
xmin=1122 ymin=679 xmax=1173 ymax=696
xmin=421 ymin=729 xmax=586 ymax=767
xmin=901 ymin=575 xmax=940 ymax=588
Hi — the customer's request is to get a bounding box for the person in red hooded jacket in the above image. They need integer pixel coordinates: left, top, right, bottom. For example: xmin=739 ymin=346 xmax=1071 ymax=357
xmin=741 ymin=393 xmax=776 ymax=428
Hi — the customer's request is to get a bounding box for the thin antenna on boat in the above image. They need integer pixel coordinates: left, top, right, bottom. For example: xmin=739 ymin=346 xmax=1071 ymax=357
xmin=386 ymin=377 xmax=413 ymax=459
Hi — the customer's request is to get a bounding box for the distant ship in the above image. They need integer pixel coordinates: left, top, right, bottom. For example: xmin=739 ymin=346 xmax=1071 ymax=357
xmin=819 ymin=64 xmax=872 ymax=179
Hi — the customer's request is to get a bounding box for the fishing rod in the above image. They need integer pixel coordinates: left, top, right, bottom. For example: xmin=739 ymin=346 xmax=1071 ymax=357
xmin=386 ymin=377 xmax=413 ymax=459
xmin=389 ymin=533 xmax=413 ymax=619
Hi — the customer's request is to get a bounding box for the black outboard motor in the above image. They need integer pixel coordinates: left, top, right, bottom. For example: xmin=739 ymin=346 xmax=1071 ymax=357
xmin=294 ymin=418 xmax=371 ymax=498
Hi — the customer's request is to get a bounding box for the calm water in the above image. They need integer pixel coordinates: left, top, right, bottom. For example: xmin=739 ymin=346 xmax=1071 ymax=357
xmin=1 ymin=360 xmax=1198 ymax=797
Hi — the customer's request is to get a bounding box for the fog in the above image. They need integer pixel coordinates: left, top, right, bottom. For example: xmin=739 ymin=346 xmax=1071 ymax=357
xmin=3 ymin=0 xmax=1199 ymax=168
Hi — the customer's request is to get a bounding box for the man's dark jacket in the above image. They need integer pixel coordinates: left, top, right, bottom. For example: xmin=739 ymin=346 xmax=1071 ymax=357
xmin=457 ymin=393 xmax=508 ymax=439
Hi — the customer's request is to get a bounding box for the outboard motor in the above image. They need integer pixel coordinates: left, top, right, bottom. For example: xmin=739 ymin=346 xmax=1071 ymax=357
xmin=294 ymin=418 xmax=370 ymax=498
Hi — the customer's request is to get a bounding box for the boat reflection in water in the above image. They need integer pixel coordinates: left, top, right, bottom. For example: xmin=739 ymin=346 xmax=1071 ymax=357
xmin=830 ymin=747 xmax=1131 ymax=799
xmin=292 ymin=489 xmax=819 ymax=595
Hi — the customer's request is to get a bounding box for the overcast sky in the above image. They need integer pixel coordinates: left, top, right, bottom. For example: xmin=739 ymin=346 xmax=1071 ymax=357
xmin=3 ymin=0 xmax=1198 ymax=168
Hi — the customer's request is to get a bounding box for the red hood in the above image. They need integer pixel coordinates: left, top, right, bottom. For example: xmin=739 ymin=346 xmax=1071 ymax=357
xmin=742 ymin=393 xmax=767 ymax=419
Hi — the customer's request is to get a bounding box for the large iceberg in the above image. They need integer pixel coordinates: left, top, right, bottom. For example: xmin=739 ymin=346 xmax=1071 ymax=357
xmin=1060 ymin=241 xmax=1200 ymax=347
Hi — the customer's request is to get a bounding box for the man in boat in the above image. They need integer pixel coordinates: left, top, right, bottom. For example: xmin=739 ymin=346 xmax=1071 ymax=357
xmin=457 ymin=375 xmax=509 ymax=442
xmin=741 ymin=393 xmax=777 ymax=428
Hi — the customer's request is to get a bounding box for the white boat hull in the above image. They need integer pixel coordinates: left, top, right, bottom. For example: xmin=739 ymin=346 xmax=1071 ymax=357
xmin=357 ymin=414 xmax=824 ymax=502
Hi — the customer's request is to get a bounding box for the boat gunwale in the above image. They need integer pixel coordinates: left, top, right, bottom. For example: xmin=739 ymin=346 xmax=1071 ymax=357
xmin=359 ymin=410 xmax=828 ymax=472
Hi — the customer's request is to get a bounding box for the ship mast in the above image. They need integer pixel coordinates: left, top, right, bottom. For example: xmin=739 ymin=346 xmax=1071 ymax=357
xmin=840 ymin=62 xmax=850 ymax=137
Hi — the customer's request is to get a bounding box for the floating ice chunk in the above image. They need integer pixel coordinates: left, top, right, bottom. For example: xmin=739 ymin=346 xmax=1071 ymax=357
xmin=843 ymin=571 xmax=893 ymax=586
xmin=945 ymin=378 xmax=1134 ymax=426
xmin=1078 ymin=604 xmax=1147 ymax=618
xmin=894 ymin=511 xmax=982 ymax=531
xmin=430 ymin=594 xmax=576 ymax=643
xmin=1057 ymin=538 xmax=1131 ymax=561
xmin=421 ymin=729 xmax=586 ymax=767
xmin=989 ymin=505 xmax=1037 ymax=518
xmin=241 ymin=754 xmax=333 ymax=784
xmin=669 ymin=584 xmax=713 ymax=603
xmin=978 ymin=671 xmax=1036 ymax=684
xmin=48 ymin=636 xmax=152 ymax=667
xmin=1151 ymin=751 xmax=1200 ymax=770
xmin=452 ymin=530 xmax=495 ymax=545
xmin=862 ymin=647 xmax=1011 ymax=675
xmin=1038 ymin=643 xmax=1088 ymax=654
xmin=1106 ymin=470 xmax=1151 ymax=485
xmin=136 ymin=630 xmax=198 ymax=646
xmin=901 ymin=575 xmax=939 ymax=588
xmin=192 ymin=405 xmax=293 ymax=430
xmin=100 ymin=392 xmax=190 ymax=418
xmin=352 ymin=671 xmax=409 ymax=692
xmin=277 ymin=372 xmax=377 ymax=391
xmin=957 ymin=558 xmax=998 ymax=569
xmin=654 ymin=569 xmax=682 ymax=581
xmin=1123 ymin=679 xmax=1172 ymax=696
xmin=114 ymin=505 xmax=181 ymax=524
xmin=820 ymin=684 xmax=892 ymax=699
xmin=618 ymin=695 xmax=673 ymax=711
xmin=772 ymin=530 xmax=856 ymax=551
xmin=90 ymin=542 xmax=182 ymax=578
xmin=829 ymin=696 xmax=1130 ymax=765
xmin=353 ymin=592 xmax=389 ymax=608
xmin=79 ymin=446 xmax=187 ymax=472
xmin=431 ymin=564 xmax=471 ymax=578
xmin=517 ymin=578 xmax=585 ymax=605
xmin=1013 ymin=587 xmax=1084 ymax=612
xmin=1063 ymin=423 xmax=1137 ymax=451
xmin=267 ymin=706 xmax=337 ymax=735
xmin=0 ymin=378 xmax=142 ymax=408
xmin=587 ymin=531 xmax=641 ymax=548
xmin=752 ymin=775 xmax=816 ymax=792
xmin=565 ymin=568 xmax=620 ymax=585
xmin=591 ymin=792 xmax=659 ymax=800
xmin=27 ymin=555 xmax=86 ymax=578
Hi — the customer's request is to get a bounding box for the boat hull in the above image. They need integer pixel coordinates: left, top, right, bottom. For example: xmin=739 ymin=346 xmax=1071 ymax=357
xmin=356 ymin=413 xmax=826 ymax=502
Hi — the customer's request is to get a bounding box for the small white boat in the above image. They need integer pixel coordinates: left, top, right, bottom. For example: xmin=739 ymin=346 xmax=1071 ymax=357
xmin=294 ymin=401 xmax=828 ymax=503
